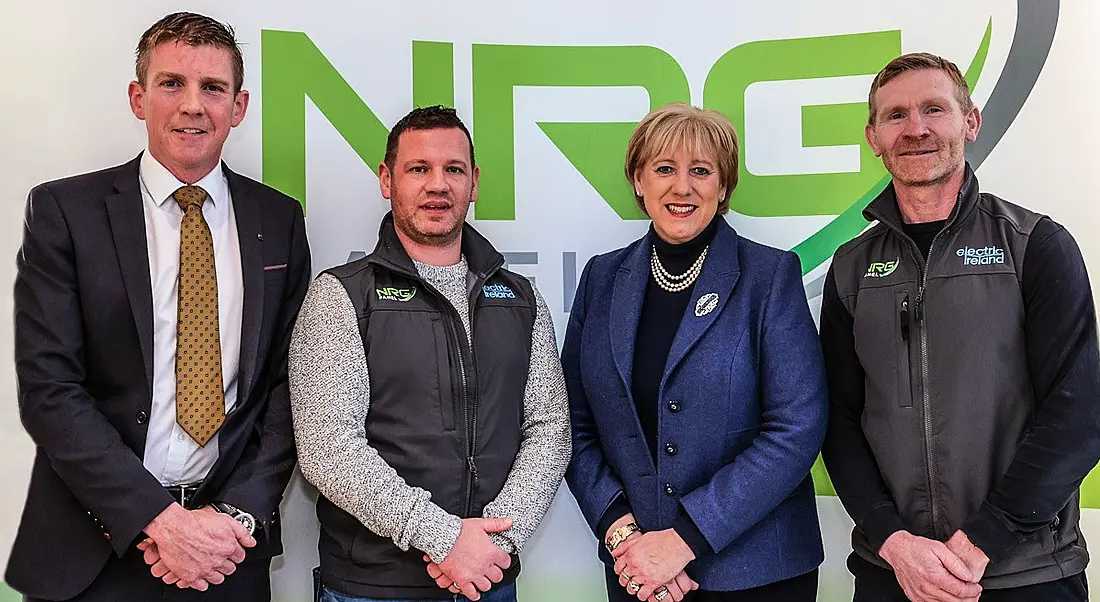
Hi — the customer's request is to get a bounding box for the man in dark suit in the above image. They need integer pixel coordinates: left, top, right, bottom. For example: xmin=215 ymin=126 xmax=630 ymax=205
xmin=5 ymin=12 xmax=310 ymax=601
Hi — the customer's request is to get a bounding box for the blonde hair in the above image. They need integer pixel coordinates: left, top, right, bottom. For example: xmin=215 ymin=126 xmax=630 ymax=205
xmin=625 ymin=102 xmax=740 ymax=215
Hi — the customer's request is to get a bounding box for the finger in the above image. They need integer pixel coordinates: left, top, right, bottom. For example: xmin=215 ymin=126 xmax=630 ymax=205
xmin=935 ymin=576 xmax=982 ymax=600
xmin=423 ymin=555 xmax=432 ymax=563
xmin=218 ymin=559 xmax=238 ymax=576
xmin=478 ymin=517 xmax=514 ymax=533
xmin=614 ymin=556 xmax=628 ymax=575
xmin=207 ymin=571 xmax=225 ymax=586
xmin=226 ymin=517 xmax=254 ymax=545
xmin=933 ymin=544 xmax=974 ymax=583
xmin=150 ymin=560 xmax=170 ymax=578
xmin=162 ymin=572 xmax=180 ymax=586
xmin=434 ymin=576 xmax=454 ymax=589
xmin=492 ymin=549 xmax=512 ymax=570
xmin=655 ymin=583 xmax=683 ymax=602
xmin=229 ymin=546 xmax=247 ymax=564
xmin=673 ymin=572 xmax=694 ymax=593
xmin=487 ymin=565 xmax=504 ymax=583
xmin=143 ymin=545 xmax=160 ymax=566
xmin=460 ymin=581 xmax=481 ymax=600
xmin=188 ymin=578 xmax=210 ymax=591
xmin=449 ymin=583 xmax=461 ymax=594
xmin=637 ymin=584 xmax=658 ymax=600
xmin=426 ymin=563 xmax=443 ymax=579
xmin=619 ymin=571 xmax=631 ymax=588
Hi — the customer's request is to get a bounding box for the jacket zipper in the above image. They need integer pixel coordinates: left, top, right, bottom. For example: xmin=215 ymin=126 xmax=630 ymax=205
xmin=462 ymin=282 xmax=483 ymax=517
xmin=914 ymin=227 xmax=949 ymax=540
xmin=430 ymin=285 xmax=479 ymax=517
xmin=448 ymin=315 xmax=479 ymax=517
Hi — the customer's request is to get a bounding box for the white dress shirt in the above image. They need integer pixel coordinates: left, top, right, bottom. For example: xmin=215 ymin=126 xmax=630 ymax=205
xmin=138 ymin=150 xmax=243 ymax=485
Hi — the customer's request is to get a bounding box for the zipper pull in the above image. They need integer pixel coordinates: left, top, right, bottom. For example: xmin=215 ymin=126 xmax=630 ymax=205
xmin=916 ymin=287 xmax=925 ymax=322
xmin=467 ymin=456 xmax=479 ymax=485
xmin=900 ymin=297 xmax=910 ymax=341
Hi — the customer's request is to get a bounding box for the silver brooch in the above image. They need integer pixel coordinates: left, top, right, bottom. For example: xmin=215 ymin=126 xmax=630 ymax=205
xmin=695 ymin=293 xmax=720 ymax=317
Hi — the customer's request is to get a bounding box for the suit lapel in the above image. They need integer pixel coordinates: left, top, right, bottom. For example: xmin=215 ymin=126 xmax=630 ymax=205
xmin=227 ymin=166 xmax=264 ymax=407
xmin=663 ymin=220 xmax=741 ymax=382
xmin=608 ymin=239 xmax=651 ymax=434
xmin=105 ymin=156 xmax=154 ymax=396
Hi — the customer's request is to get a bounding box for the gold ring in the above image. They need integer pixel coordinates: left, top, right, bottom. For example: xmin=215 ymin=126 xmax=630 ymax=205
xmin=654 ymin=586 xmax=669 ymax=601
xmin=628 ymin=578 xmax=641 ymax=594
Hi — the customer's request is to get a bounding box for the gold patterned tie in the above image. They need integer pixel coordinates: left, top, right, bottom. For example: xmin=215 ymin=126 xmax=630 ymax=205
xmin=173 ymin=185 xmax=224 ymax=446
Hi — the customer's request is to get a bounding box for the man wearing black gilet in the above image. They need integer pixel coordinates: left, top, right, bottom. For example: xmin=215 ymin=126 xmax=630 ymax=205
xmin=288 ymin=106 xmax=571 ymax=602
xmin=821 ymin=53 xmax=1099 ymax=602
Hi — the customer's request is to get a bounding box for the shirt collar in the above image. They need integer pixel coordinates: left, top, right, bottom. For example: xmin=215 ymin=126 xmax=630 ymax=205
xmin=139 ymin=149 xmax=229 ymax=209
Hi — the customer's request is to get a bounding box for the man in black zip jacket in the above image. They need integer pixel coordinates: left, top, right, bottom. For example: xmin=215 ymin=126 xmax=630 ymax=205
xmin=821 ymin=53 xmax=1100 ymax=602
xmin=288 ymin=106 xmax=571 ymax=602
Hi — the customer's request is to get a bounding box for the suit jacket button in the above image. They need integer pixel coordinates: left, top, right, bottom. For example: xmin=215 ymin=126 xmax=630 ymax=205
xmin=136 ymin=411 xmax=148 ymax=425
xmin=665 ymin=484 xmax=676 ymax=496
xmin=668 ymin=401 xmax=681 ymax=412
xmin=665 ymin=443 xmax=678 ymax=456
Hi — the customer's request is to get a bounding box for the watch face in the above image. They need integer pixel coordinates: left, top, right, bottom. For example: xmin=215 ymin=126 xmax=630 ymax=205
xmin=236 ymin=513 xmax=256 ymax=536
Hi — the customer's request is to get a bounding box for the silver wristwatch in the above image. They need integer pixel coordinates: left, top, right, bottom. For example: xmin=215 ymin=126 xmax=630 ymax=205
xmin=210 ymin=502 xmax=257 ymax=536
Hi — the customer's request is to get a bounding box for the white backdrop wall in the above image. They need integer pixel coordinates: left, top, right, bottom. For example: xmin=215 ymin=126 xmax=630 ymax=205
xmin=2 ymin=1 xmax=1099 ymax=601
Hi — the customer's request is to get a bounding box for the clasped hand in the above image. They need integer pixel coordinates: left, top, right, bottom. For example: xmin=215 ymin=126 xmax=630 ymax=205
xmin=879 ymin=530 xmax=989 ymax=602
xmin=423 ymin=517 xmax=514 ymax=601
xmin=612 ymin=529 xmax=698 ymax=601
xmin=138 ymin=503 xmax=256 ymax=590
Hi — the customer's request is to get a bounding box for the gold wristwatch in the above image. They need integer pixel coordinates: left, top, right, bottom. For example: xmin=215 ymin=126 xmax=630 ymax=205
xmin=605 ymin=522 xmax=640 ymax=553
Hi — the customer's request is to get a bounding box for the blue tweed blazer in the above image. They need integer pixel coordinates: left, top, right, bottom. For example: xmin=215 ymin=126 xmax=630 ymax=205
xmin=563 ymin=218 xmax=827 ymax=590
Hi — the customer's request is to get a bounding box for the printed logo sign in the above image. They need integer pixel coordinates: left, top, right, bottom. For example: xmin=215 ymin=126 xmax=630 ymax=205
xmin=483 ymin=284 xmax=516 ymax=299
xmin=957 ymin=245 xmax=1005 ymax=265
xmin=865 ymin=259 xmax=900 ymax=278
xmin=377 ymin=287 xmax=416 ymax=302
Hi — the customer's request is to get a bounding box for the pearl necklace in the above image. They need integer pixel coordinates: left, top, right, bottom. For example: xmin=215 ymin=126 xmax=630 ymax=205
xmin=650 ymin=245 xmax=709 ymax=293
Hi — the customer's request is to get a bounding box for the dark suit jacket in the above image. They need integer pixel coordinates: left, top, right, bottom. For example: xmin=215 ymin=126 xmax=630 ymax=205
xmin=5 ymin=154 xmax=311 ymax=600
xmin=563 ymin=219 xmax=827 ymax=590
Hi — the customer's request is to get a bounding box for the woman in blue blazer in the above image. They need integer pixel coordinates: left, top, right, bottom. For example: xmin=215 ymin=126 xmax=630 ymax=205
xmin=563 ymin=102 xmax=828 ymax=602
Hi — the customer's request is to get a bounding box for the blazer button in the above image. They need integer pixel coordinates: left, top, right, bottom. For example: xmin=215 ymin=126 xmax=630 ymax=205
xmin=664 ymin=484 xmax=676 ymax=496
xmin=135 ymin=411 xmax=148 ymax=425
xmin=668 ymin=401 xmax=681 ymax=413
xmin=665 ymin=443 xmax=678 ymax=456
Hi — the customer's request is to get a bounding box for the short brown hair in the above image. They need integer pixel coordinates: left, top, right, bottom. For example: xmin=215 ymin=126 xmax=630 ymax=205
xmin=136 ymin=12 xmax=244 ymax=94
xmin=868 ymin=52 xmax=972 ymax=125
xmin=625 ymin=102 xmax=740 ymax=215
xmin=384 ymin=105 xmax=474 ymax=170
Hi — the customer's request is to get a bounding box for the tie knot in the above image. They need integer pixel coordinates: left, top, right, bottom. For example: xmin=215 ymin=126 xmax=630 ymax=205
xmin=172 ymin=185 xmax=209 ymax=212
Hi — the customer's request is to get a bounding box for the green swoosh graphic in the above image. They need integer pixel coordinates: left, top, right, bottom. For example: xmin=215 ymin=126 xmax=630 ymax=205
xmin=793 ymin=18 xmax=993 ymax=277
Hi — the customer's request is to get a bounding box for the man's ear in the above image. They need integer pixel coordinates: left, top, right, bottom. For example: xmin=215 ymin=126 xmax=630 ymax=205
xmin=379 ymin=162 xmax=393 ymax=200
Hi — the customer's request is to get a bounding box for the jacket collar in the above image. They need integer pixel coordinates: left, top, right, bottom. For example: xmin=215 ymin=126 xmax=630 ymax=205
xmin=367 ymin=212 xmax=505 ymax=280
xmin=864 ymin=162 xmax=981 ymax=235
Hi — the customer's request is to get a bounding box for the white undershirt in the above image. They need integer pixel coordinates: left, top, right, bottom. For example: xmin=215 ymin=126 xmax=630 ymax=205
xmin=138 ymin=150 xmax=243 ymax=485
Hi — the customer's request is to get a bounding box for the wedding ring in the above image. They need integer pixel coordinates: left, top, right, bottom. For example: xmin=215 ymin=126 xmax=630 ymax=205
xmin=654 ymin=586 xmax=669 ymax=601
